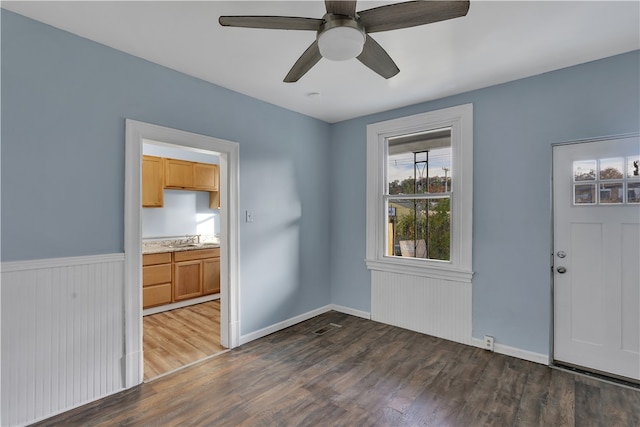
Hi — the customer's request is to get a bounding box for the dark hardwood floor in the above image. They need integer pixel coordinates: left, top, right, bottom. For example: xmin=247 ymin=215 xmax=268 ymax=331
xmin=34 ymin=311 xmax=639 ymax=426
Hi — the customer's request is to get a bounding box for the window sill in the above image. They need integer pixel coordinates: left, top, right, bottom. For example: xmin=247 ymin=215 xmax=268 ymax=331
xmin=365 ymin=257 xmax=473 ymax=283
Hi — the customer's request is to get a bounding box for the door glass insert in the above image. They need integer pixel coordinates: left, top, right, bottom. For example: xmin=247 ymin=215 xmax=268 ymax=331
xmin=572 ymin=156 xmax=639 ymax=206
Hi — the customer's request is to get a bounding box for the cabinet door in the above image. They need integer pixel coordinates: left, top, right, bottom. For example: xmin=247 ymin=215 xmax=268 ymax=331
xmin=194 ymin=163 xmax=218 ymax=191
xmin=142 ymin=156 xmax=164 ymax=207
xmin=203 ymin=258 xmax=220 ymax=295
xmin=173 ymin=260 xmax=203 ymax=301
xmin=165 ymin=159 xmax=193 ymax=188
xmin=143 ymin=283 xmax=172 ymax=308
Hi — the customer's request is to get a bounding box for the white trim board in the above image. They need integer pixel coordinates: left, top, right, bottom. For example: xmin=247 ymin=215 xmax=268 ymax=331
xmin=238 ymin=305 xmax=371 ymax=346
xmin=124 ymin=119 xmax=241 ymax=388
xmin=239 ymin=305 xmax=333 ymax=345
xmin=330 ymin=304 xmax=371 ymax=320
xmin=1 ymin=253 xmax=124 ymax=272
xmin=471 ymin=338 xmax=550 ymax=365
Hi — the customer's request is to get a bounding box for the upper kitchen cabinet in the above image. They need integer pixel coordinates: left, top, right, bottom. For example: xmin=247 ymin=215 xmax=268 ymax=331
xmin=165 ymin=159 xmax=218 ymax=192
xmin=193 ymin=163 xmax=219 ymax=191
xmin=142 ymin=155 xmax=164 ymax=207
xmin=165 ymin=158 xmax=194 ymax=189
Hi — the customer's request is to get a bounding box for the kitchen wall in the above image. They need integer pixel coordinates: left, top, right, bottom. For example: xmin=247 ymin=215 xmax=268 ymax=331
xmin=142 ymin=143 xmax=220 ymax=239
xmin=329 ymin=49 xmax=640 ymax=357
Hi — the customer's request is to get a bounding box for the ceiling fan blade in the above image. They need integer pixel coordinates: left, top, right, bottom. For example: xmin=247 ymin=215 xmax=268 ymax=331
xmin=219 ymin=16 xmax=323 ymax=31
xmin=284 ymin=41 xmax=323 ymax=83
xmin=356 ymin=35 xmax=400 ymax=79
xmin=358 ymin=1 xmax=470 ymax=33
xmin=325 ymin=1 xmax=357 ymax=17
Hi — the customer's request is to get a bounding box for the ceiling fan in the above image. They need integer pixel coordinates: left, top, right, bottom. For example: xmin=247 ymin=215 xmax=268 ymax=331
xmin=219 ymin=1 xmax=470 ymax=83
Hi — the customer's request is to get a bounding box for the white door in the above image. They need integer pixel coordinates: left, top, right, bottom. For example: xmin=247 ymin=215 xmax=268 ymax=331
xmin=553 ymin=135 xmax=640 ymax=381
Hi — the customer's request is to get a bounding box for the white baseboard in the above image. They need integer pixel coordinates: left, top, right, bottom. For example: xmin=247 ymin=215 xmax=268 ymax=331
xmin=330 ymin=304 xmax=371 ymax=320
xmin=471 ymin=337 xmax=549 ymax=365
xmin=238 ymin=304 xmax=371 ymax=346
xmin=239 ymin=305 xmax=333 ymax=345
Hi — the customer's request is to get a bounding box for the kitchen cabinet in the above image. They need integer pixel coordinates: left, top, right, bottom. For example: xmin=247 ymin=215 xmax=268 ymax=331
xmin=142 ymin=252 xmax=172 ymax=308
xmin=165 ymin=158 xmax=194 ymax=189
xmin=194 ymin=163 xmax=218 ymax=191
xmin=142 ymin=155 xmax=164 ymax=207
xmin=165 ymin=159 xmax=219 ymax=192
xmin=203 ymin=257 xmax=221 ymax=295
xmin=173 ymin=248 xmax=221 ymax=301
xmin=173 ymin=260 xmax=203 ymax=301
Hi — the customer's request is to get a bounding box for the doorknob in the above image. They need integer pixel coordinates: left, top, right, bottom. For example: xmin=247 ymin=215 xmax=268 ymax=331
xmin=556 ymin=266 xmax=567 ymax=274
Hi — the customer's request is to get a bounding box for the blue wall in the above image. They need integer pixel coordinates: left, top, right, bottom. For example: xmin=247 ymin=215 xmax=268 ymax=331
xmin=3 ymin=10 xmax=639 ymax=353
xmin=1 ymin=10 xmax=332 ymax=335
xmin=329 ymin=50 xmax=640 ymax=354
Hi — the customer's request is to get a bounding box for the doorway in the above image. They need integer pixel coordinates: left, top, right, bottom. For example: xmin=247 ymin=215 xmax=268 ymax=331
xmin=552 ymin=134 xmax=639 ymax=381
xmin=124 ymin=119 xmax=240 ymax=388
xmin=141 ymin=140 xmax=226 ymax=380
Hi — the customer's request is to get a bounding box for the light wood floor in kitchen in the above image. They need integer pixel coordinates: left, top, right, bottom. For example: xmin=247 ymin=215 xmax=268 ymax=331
xmin=143 ymin=300 xmax=225 ymax=380
xmin=36 ymin=310 xmax=639 ymax=426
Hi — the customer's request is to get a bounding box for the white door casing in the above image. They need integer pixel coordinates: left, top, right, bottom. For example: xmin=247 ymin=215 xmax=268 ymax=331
xmin=124 ymin=119 xmax=241 ymax=387
xmin=553 ymin=134 xmax=640 ymax=381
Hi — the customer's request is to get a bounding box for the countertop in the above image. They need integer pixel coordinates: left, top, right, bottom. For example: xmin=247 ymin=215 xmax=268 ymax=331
xmin=142 ymin=241 xmax=220 ymax=255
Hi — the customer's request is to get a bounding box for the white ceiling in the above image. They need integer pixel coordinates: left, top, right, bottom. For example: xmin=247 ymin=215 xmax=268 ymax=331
xmin=3 ymin=1 xmax=639 ymax=123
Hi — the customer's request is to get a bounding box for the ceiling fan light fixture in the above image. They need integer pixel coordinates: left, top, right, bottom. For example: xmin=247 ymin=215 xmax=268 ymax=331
xmin=317 ymin=24 xmax=365 ymax=61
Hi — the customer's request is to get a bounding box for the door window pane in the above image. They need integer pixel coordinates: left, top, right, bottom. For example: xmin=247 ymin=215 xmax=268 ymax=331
xmin=599 ymin=158 xmax=624 ymax=180
xmin=573 ymin=160 xmax=596 ymax=181
xmin=600 ymin=182 xmax=624 ymax=204
xmin=627 ymin=156 xmax=640 ymax=178
xmin=628 ymin=182 xmax=640 ymax=204
xmin=574 ymin=184 xmax=596 ymax=204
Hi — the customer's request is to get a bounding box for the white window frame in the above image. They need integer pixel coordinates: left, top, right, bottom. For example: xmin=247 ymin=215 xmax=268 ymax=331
xmin=365 ymin=104 xmax=473 ymax=282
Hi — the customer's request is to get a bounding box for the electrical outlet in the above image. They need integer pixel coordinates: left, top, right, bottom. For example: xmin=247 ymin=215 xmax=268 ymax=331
xmin=484 ymin=335 xmax=495 ymax=352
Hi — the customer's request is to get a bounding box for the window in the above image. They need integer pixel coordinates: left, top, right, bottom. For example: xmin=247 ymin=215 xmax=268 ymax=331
xmin=366 ymin=104 xmax=473 ymax=282
xmin=573 ymin=156 xmax=640 ymax=205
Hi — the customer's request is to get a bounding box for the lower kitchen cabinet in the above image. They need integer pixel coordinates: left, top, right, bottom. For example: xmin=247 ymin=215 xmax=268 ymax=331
xmin=142 ymin=253 xmax=172 ymax=308
xmin=174 ymin=260 xmax=204 ymax=301
xmin=173 ymin=247 xmax=221 ymax=302
xmin=143 ymin=248 xmax=221 ymax=309
xmin=203 ymin=258 xmax=221 ymax=295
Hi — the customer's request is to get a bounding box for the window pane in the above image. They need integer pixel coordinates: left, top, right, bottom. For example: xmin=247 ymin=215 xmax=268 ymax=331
xmin=627 ymin=182 xmax=640 ymax=203
xmin=600 ymin=182 xmax=623 ymax=204
xmin=599 ymin=158 xmax=624 ymax=180
xmin=387 ymin=198 xmax=450 ymax=261
xmin=387 ymin=128 xmax=451 ymax=195
xmin=627 ymin=156 xmax=640 ymax=178
xmin=573 ymin=160 xmax=596 ymax=181
xmin=574 ymin=184 xmax=596 ymax=204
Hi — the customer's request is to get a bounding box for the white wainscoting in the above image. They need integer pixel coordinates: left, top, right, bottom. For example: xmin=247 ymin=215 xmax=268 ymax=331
xmin=371 ymin=270 xmax=473 ymax=346
xmin=1 ymin=254 xmax=125 ymax=427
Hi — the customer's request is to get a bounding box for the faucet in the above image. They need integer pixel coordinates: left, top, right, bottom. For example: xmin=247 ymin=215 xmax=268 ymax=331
xmin=186 ymin=234 xmax=201 ymax=244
